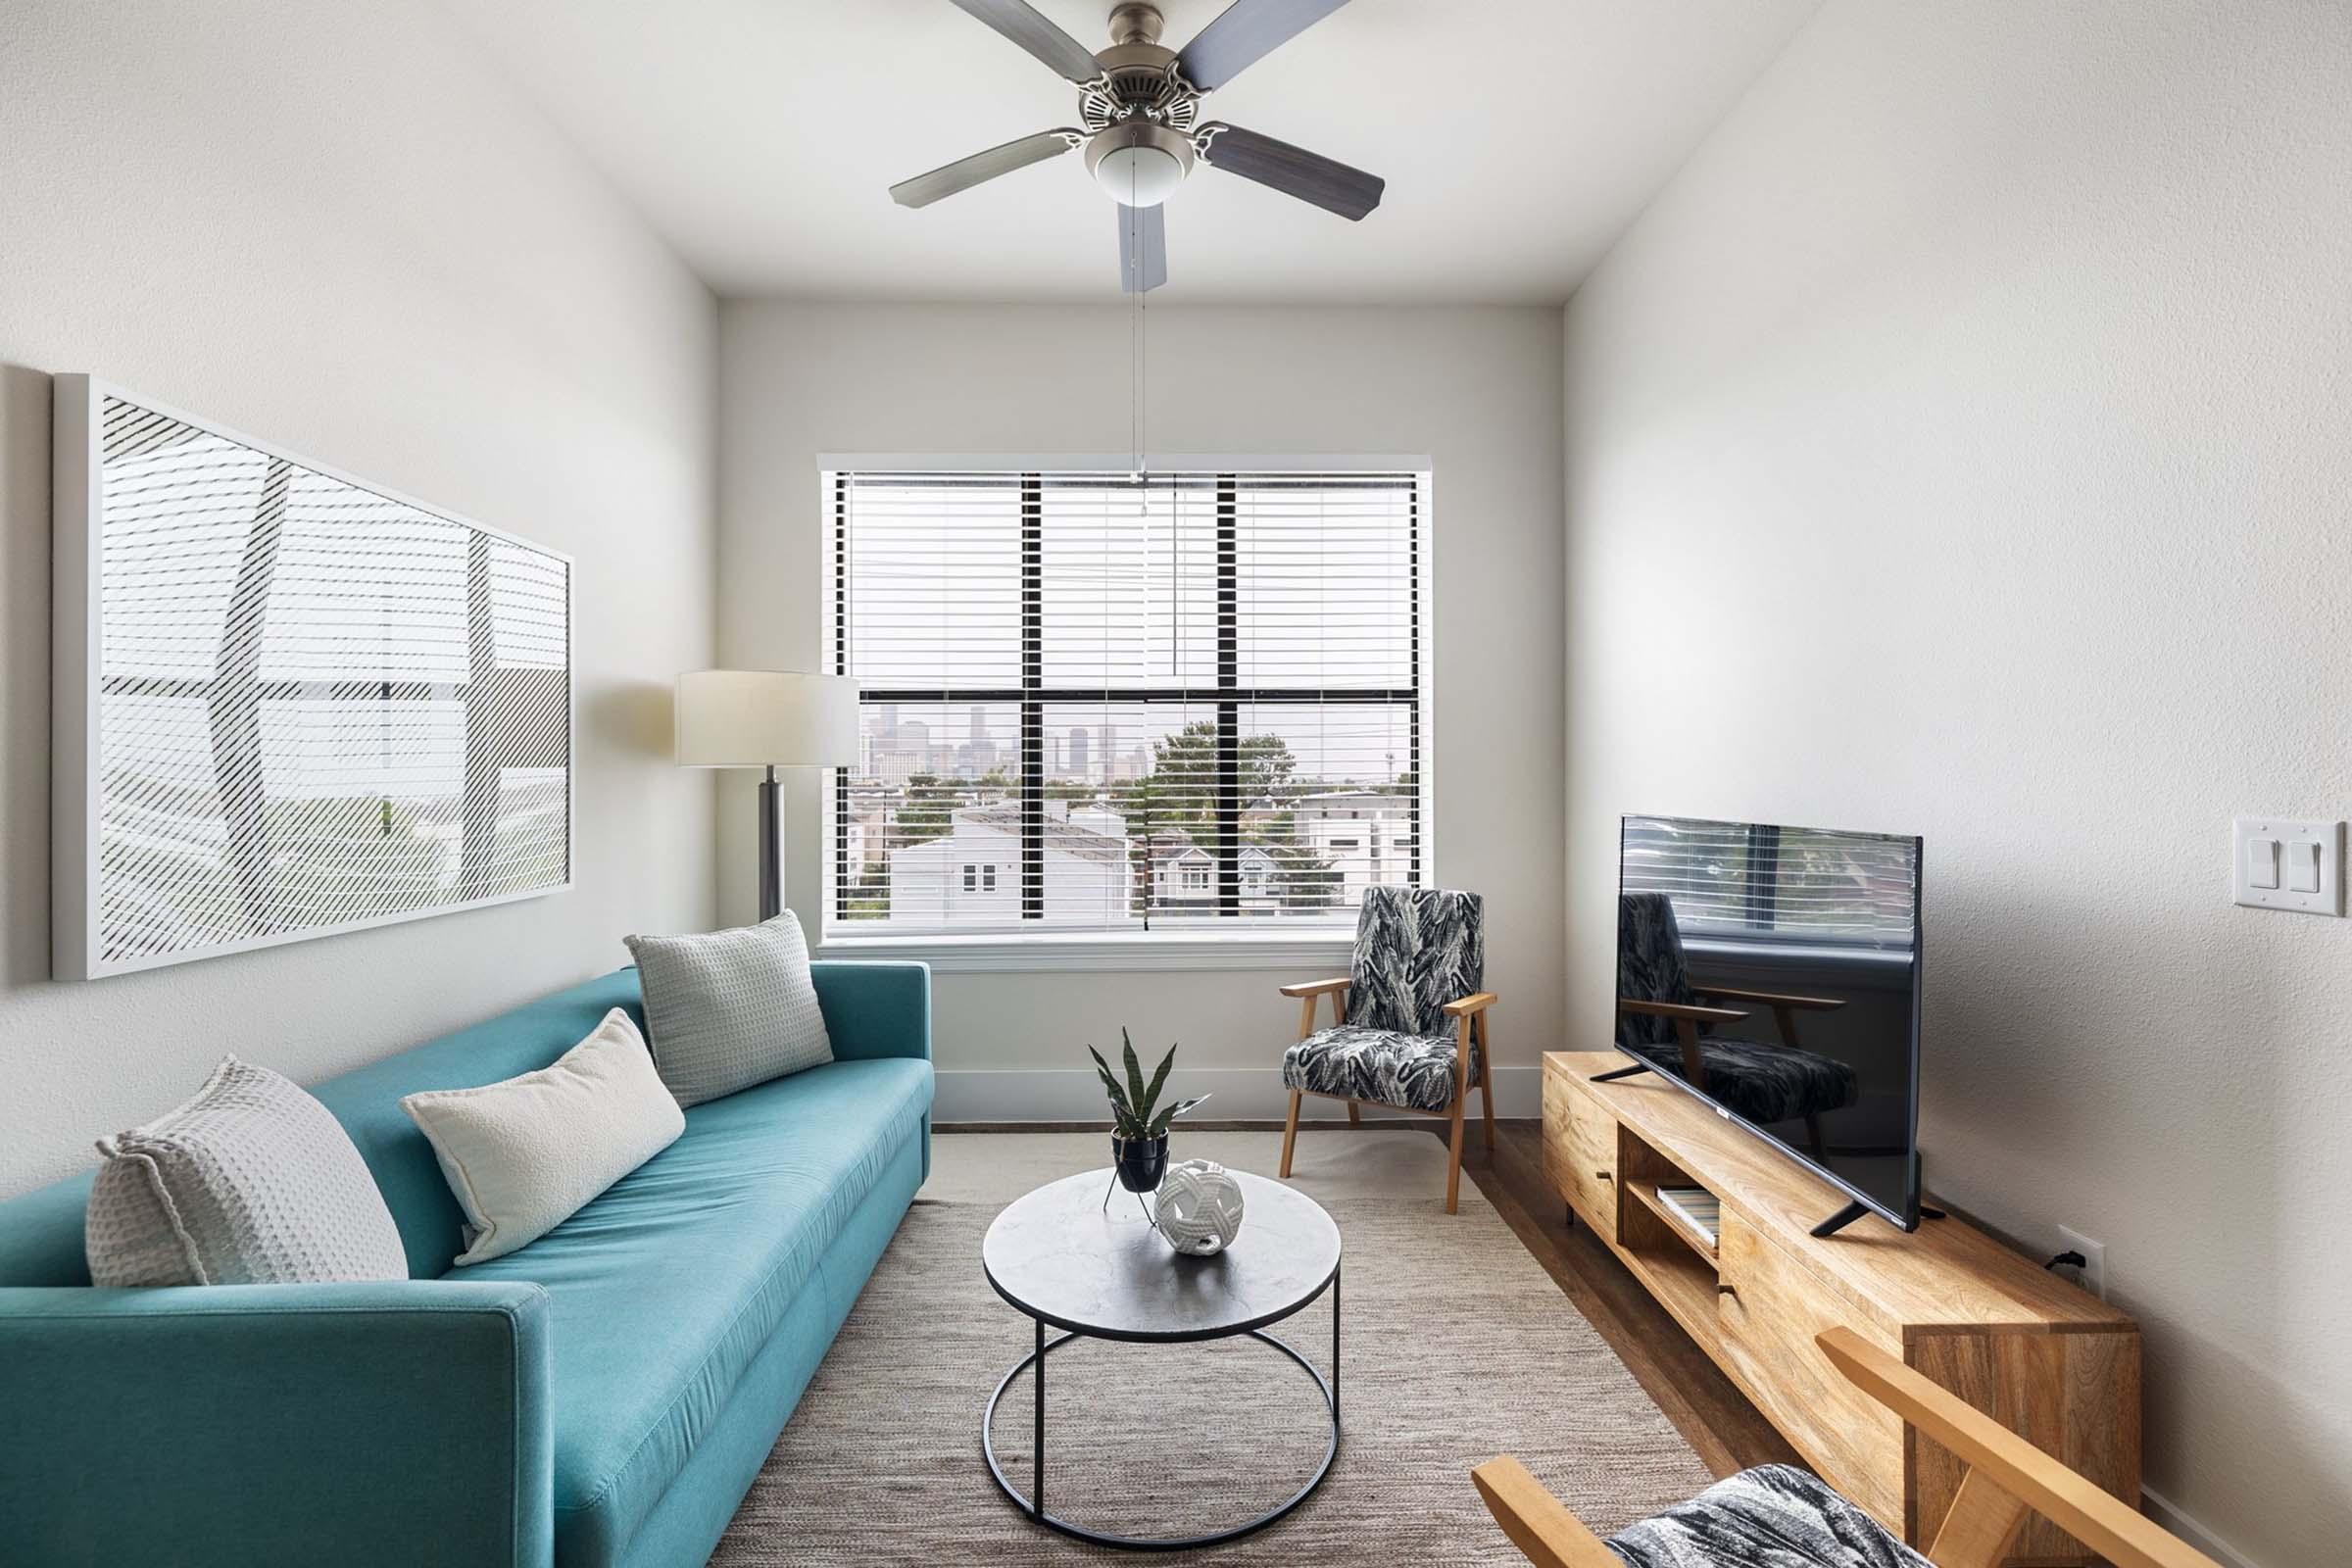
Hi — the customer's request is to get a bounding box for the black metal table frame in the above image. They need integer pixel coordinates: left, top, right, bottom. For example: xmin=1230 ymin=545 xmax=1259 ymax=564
xmin=981 ymin=1259 xmax=1341 ymax=1550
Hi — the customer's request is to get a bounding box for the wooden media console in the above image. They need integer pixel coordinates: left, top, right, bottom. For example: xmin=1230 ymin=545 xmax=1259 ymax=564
xmin=1543 ymin=1052 xmax=2139 ymax=1567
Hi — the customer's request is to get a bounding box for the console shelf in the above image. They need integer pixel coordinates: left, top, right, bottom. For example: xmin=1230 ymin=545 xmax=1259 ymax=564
xmin=1543 ymin=1052 xmax=2139 ymax=1568
xmin=1623 ymin=1177 xmax=1721 ymax=1263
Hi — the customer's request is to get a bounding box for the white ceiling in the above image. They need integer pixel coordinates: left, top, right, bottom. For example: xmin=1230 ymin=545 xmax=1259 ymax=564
xmin=443 ymin=0 xmax=1818 ymax=304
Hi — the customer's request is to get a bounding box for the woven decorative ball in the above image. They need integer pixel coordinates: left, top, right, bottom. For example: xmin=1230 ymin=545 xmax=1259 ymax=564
xmin=1152 ymin=1159 xmax=1246 ymax=1256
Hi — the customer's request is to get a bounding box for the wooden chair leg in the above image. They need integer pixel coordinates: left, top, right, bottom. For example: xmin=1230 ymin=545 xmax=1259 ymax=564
xmin=1280 ymin=1089 xmax=1302 ymax=1177
xmin=1479 ymin=1015 xmax=1496 ymax=1152
xmin=1446 ymin=1097 xmax=1466 ymax=1213
xmin=1347 ymin=1100 xmax=1361 ymax=1125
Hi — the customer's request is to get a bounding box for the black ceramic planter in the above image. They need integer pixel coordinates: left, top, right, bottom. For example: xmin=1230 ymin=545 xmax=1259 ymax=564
xmin=1112 ymin=1134 xmax=1168 ymax=1194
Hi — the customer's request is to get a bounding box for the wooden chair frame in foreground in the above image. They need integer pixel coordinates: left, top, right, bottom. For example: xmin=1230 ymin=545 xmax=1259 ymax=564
xmin=1472 ymin=1326 xmax=2218 ymax=1568
xmin=1276 ymin=975 xmax=1498 ymax=1214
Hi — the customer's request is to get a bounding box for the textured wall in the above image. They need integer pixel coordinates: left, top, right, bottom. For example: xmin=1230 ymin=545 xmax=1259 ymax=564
xmin=717 ymin=303 xmax=1564 ymax=1112
xmin=0 ymin=0 xmax=718 ymax=1195
xmin=1562 ymin=4 xmax=2349 ymax=1563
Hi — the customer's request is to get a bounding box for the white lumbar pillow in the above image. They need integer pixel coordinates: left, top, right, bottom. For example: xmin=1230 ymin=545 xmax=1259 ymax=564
xmin=86 ymin=1055 xmax=408 ymax=1288
xmin=401 ymin=1007 xmax=685 ymax=1267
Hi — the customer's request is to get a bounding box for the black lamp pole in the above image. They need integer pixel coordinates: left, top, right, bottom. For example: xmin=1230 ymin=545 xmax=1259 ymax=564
xmin=758 ymin=763 xmax=781 ymax=922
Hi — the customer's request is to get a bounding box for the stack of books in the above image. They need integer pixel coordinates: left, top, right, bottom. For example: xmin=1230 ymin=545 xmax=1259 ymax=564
xmin=1656 ymin=1186 xmax=1721 ymax=1250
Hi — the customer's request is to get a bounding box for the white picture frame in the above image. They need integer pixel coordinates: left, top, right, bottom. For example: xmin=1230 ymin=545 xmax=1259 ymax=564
xmin=52 ymin=375 xmax=575 ymax=979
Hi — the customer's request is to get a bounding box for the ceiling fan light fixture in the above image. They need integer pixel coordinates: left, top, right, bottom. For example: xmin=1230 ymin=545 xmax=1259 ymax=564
xmin=893 ymin=0 xmax=1388 ymax=287
xmin=1085 ymin=122 xmax=1194 ymax=207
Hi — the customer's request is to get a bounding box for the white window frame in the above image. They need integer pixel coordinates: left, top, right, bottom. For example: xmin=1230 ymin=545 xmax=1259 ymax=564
xmin=815 ymin=455 xmax=1434 ymax=971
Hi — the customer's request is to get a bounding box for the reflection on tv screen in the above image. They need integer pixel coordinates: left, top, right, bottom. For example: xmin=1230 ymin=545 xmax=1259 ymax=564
xmin=1617 ymin=815 xmax=1922 ymax=1224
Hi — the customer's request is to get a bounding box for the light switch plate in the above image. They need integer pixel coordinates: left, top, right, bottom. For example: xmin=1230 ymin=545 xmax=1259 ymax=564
xmin=2234 ymin=816 xmax=2343 ymax=914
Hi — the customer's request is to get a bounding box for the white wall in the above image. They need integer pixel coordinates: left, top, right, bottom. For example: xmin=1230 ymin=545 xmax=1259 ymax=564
xmin=719 ymin=303 xmax=1563 ymax=1118
xmin=1561 ymin=4 xmax=2349 ymax=1564
xmin=0 ymin=0 xmax=718 ymax=1195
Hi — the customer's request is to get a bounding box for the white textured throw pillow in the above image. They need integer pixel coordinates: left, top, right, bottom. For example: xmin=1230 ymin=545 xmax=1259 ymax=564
xmin=623 ymin=913 xmax=833 ymax=1107
xmin=401 ymin=1008 xmax=683 ymax=1266
xmin=85 ymin=1055 xmax=408 ymax=1288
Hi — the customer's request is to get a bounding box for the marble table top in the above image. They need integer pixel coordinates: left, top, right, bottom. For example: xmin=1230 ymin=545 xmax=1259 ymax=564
xmin=981 ymin=1167 xmax=1343 ymax=1342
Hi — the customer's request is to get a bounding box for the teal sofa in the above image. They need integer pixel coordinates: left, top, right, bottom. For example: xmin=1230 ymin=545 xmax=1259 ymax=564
xmin=0 ymin=960 xmax=932 ymax=1568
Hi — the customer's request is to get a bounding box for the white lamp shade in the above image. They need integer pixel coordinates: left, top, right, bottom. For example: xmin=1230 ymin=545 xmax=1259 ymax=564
xmin=674 ymin=670 xmax=858 ymax=768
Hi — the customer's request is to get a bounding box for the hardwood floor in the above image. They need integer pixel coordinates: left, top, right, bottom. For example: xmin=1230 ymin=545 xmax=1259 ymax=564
xmin=937 ymin=1116 xmax=1800 ymax=1478
xmin=1448 ymin=1118 xmax=1800 ymax=1479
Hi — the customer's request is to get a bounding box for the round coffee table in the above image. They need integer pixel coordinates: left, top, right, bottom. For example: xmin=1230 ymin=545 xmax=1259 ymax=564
xmin=980 ymin=1166 xmax=1343 ymax=1550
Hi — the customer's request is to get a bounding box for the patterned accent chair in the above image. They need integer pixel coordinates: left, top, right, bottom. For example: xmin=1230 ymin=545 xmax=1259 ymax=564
xmin=1472 ymin=1327 xmax=2217 ymax=1568
xmin=1276 ymin=887 xmax=1496 ymax=1213
xmin=1616 ymin=892 xmax=1859 ymax=1154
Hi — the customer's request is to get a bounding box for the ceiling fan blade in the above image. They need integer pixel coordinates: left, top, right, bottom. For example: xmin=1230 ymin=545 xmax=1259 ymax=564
xmin=1195 ymin=122 xmax=1384 ymax=220
xmin=1176 ymin=0 xmax=1350 ymax=91
xmin=948 ymin=0 xmax=1104 ymax=84
xmin=1118 ymin=204 xmax=1167 ymax=293
xmin=890 ymin=129 xmax=1081 ymax=209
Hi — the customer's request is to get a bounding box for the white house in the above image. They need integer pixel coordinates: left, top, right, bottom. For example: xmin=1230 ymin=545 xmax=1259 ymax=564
xmin=1149 ymin=843 xmax=1282 ymax=913
xmin=1296 ymin=790 xmax=1416 ymax=906
xmin=886 ymin=802 xmax=1132 ymax=928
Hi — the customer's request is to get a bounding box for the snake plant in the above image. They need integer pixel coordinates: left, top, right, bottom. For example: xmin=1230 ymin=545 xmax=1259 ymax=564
xmin=1088 ymin=1029 xmax=1208 ymax=1141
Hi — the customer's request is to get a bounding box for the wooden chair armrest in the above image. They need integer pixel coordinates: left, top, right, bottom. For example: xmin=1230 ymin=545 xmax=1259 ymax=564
xmin=1443 ymin=991 xmax=1498 ymax=1017
xmin=1617 ymin=998 xmax=1748 ymax=1025
xmin=1471 ymin=1456 xmax=1624 ymax=1568
xmin=1816 ymin=1328 xmax=2218 ymax=1568
xmin=1278 ymin=977 xmax=1352 ymax=999
xmin=1694 ymin=985 xmax=1846 ymax=1011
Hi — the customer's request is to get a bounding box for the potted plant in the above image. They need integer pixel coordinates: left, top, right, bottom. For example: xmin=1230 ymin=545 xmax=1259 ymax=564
xmin=1089 ymin=1030 xmax=1208 ymax=1197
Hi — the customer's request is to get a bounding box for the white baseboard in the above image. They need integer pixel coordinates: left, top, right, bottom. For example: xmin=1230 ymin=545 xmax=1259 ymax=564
xmin=932 ymin=1064 xmax=1544 ymax=1124
xmin=2140 ymin=1486 xmax=2259 ymax=1568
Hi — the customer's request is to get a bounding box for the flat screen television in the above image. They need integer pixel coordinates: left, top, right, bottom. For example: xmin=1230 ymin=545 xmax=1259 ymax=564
xmin=1613 ymin=815 xmax=1925 ymax=1235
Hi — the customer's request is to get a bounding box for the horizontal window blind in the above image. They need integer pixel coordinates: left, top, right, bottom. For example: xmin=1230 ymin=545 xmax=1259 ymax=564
xmin=826 ymin=469 xmax=1425 ymax=937
xmin=1622 ymin=815 xmax=1917 ymax=949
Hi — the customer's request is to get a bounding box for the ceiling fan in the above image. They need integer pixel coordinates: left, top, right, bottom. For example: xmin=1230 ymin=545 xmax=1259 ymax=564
xmin=889 ymin=0 xmax=1384 ymax=293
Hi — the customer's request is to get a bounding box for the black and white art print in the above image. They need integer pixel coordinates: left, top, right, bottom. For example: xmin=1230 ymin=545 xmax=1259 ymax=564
xmin=52 ymin=376 xmax=573 ymax=978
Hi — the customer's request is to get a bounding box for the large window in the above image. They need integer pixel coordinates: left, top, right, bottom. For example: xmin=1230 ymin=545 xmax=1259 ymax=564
xmin=824 ymin=468 xmax=1426 ymax=940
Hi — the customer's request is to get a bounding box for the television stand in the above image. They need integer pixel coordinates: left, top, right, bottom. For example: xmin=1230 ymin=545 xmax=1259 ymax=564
xmin=1542 ymin=1051 xmax=2138 ymax=1567
xmin=1807 ymin=1198 xmax=1874 ymax=1238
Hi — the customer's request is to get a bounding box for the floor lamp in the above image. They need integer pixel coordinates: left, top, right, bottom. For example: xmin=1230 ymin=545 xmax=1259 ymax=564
xmin=674 ymin=670 xmax=859 ymax=922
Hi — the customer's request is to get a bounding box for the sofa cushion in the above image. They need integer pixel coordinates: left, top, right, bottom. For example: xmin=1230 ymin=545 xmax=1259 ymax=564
xmin=317 ymin=969 xmax=655 ymax=1278
xmin=86 ymin=1055 xmax=407 ymax=1287
xmin=402 ymin=1008 xmax=685 ymax=1266
xmin=624 ymin=915 xmax=833 ymax=1107
xmin=452 ymin=1054 xmax=932 ymax=1565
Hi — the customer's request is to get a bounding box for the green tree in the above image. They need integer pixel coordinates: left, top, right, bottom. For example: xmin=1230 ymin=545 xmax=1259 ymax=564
xmin=1122 ymin=720 xmax=1298 ymax=832
xmin=843 ymin=858 xmax=891 ymax=921
xmin=895 ymin=773 xmax=960 ymax=845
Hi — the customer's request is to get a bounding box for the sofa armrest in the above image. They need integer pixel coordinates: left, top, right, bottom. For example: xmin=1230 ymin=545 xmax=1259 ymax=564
xmin=812 ymin=959 xmax=933 ymax=1062
xmin=0 ymin=1280 xmax=553 ymax=1568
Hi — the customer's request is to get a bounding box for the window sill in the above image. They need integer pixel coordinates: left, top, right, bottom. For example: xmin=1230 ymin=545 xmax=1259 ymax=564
xmin=814 ymin=929 xmax=1354 ymax=973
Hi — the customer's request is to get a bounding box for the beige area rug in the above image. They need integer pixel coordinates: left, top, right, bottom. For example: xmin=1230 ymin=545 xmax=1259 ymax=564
xmin=709 ymin=1131 xmax=1709 ymax=1564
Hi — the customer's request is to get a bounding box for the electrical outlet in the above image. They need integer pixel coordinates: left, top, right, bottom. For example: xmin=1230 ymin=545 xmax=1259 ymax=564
xmin=2057 ymin=1226 xmax=2106 ymax=1298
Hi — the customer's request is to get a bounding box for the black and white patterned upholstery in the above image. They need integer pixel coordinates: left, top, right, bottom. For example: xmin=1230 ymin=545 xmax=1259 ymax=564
xmin=1282 ymin=888 xmax=1485 ymax=1114
xmin=1605 ymin=1465 xmax=1930 ymax=1568
xmin=1631 ymin=1036 xmax=1856 ymax=1127
xmin=1615 ymin=894 xmax=1858 ymax=1129
xmin=1352 ymin=886 xmax=1484 ymax=1035
xmin=1616 ymin=892 xmax=1700 ymax=1050
xmin=1283 ymin=1024 xmax=1485 ymax=1113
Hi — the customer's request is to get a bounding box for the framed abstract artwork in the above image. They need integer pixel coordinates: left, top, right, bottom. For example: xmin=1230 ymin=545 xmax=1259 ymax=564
xmin=51 ymin=375 xmax=573 ymax=979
